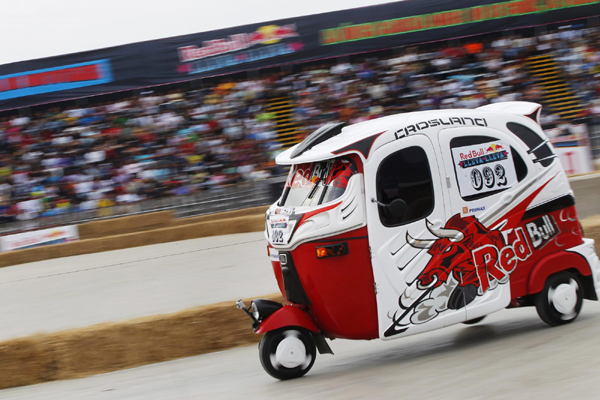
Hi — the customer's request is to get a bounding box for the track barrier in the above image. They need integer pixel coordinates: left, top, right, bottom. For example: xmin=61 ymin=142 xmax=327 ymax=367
xmin=0 ymin=206 xmax=267 ymax=268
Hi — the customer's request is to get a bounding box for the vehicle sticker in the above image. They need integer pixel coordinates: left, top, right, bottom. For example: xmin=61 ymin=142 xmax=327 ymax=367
xmin=451 ymin=141 xmax=517 ymax=197
xmin=267 ymin=215 xmax=292 ymax=245
xmin=386 ymin=213 xmax=529 ymax=337
xmin=274 ymin=207 xmax=295 ymax=215
xmin=526 ymin=215 xmax=559 ymax=249
xmin=268 ymin=246 xmax=279 ymax=261
xmin=461 ymin=205 xmax=486 ymax=215
xmin=395 ymin=117 xmax=487 ymax=139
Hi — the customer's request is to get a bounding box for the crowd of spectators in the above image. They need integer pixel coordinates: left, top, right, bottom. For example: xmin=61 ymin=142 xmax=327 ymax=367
xmin=1 ymin=25 xmax=600 ymax=222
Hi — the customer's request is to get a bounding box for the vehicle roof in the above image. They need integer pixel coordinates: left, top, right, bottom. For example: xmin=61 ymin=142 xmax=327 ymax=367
xmin=276 ymin=101 xmax=541 ymax=165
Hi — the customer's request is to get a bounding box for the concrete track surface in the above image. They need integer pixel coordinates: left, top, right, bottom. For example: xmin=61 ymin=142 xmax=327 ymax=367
xmin=570 ymin=172 xmax=600 ymax=219
xmin=2 ymin=302 xmax=599 ymax=399
xmin=0 ymin=232 xmax=273 ymax=340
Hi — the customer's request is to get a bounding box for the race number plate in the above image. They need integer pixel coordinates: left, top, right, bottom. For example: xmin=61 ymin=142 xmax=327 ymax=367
xmin=451 ymin=141 xmax=518 ymax=197
xmin=267 ymin=212 xmax=293 ymax=245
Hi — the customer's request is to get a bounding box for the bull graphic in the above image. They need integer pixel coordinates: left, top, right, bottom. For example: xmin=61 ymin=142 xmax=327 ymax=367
xmin=407 ymin=214 xmax=506 ymax=305
xmin=384 ymin=214 xmax=506 ymax=337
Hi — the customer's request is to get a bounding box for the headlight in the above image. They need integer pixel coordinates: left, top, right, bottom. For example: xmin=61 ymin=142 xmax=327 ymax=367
xmin=250 ymin=299 xmax=283 ymax=322
xmin=250 ymin=301 xmax=260 ymax=320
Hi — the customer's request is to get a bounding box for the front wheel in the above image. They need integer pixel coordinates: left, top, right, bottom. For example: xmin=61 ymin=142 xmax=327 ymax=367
xmin=259 ymin=327 xmax=317 ymax=380
xmin=535 ymin=271 xmax=583 ymax=326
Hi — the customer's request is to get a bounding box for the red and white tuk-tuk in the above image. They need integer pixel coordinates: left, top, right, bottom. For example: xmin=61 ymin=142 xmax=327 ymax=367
xmin=237 ymin=102 xmax=600 ymax=380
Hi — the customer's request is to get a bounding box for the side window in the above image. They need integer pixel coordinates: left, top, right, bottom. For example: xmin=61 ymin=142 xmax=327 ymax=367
xmin=506 ymin=122 xmax=555 ymax=167
xmin=376 ymin=146 xmax=434 ymax=227
xmin=450 ymin=135 xmax=528 ymax=202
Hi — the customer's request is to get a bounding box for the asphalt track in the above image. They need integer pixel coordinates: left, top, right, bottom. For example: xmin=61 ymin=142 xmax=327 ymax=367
xmin=0 ymin=174 xmax=600 ymax=397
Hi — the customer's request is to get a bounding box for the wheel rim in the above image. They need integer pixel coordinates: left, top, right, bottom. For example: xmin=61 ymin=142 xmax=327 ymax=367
xmin=270 ymin=330 xmax=312 ymax=370
xmin=548 ymin=279 xmax=579 ymax=319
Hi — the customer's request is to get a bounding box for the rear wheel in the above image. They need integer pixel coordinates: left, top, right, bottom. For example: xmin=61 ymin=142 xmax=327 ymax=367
xmin=535 ymin=271 xmax=583 ymax=326
xmin=259 ymin=327 xmax=316 ymax=380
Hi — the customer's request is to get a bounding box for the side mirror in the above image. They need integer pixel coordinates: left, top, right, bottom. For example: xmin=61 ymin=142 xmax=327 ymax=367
xmin=371 ymin=198 xmax=407 ymax=218
xmin=387 ymin=199 xmax=407 ymax=218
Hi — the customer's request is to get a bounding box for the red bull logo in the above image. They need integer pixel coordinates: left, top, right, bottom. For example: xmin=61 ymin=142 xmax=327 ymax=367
xmin=178 ymin=24 xmax=299 ymax=62
xmin=472 ymin=227 xmax=532 ymax=293
xmin=407 ymin=214 xmax=508 ymax=300
xmin=386 ymin=214 xmax=513 ymax=337
xmin=407 ymin=214 xmax=534 ymax=306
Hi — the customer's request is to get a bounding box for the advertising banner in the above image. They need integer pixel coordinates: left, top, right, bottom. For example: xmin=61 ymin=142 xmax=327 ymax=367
xmin=547 ymin=123 xmax=594 ymax=175
xmin=1 ymin=0 xmax=600 ymax=110
xmin=0 ymin=225 xmax=79 ymax=252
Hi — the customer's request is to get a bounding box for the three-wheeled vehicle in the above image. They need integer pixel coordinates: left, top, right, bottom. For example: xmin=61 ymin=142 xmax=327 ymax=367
xmin=237 ymin=101 xmax=600 ymax=380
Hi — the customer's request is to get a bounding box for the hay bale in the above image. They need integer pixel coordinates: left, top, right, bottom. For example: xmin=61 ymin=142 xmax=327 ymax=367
xmin=168 ymin=206 xmax=268 ymax=227
xmin=0 ymin=336 xmax=57 ymax=389
xmin=0 ymin=293 xmax=284 ymax=389
xmin=78 ymin=211 xmax=175 ymax=239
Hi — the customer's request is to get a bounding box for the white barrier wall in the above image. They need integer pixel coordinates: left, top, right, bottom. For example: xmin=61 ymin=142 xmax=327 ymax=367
xmin=547 ymin=123 xmax=594 ymax=175
xmin=554 ymin=146 xmax=594 ymax=175
xmin=0 ymin=225 xmax=79 ymax=252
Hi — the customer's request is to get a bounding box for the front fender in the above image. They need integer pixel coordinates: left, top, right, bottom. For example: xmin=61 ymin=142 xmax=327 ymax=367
xmin=528 ymin=250 xmax=592 ymax=295
xmin=255 ymin=305 xmax=319 ymax=334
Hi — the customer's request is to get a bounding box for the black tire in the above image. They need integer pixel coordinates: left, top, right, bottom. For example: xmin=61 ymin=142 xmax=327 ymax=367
xmin=535 ymin=271 xmax=583 ymax=326
xmin=259 ymin=327 xmax=317 ymax=380
xmin=463 ymin=316 xmax=486 ymax=325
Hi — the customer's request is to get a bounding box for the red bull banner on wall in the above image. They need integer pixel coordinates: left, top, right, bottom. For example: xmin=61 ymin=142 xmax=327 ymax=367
xmin=0 ymin=225 xmax=79 ymax=252
xmin=1 ymin=0 xmax=600 ymax=111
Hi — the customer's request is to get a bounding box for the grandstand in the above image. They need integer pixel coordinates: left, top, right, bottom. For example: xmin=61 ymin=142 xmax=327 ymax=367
xmin=1 ymin=0 xmax=600 ymax=234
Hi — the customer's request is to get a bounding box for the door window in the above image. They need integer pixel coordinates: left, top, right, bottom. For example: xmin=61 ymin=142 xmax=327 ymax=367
xmin=376 ymin=146 xmax=434 ymax=227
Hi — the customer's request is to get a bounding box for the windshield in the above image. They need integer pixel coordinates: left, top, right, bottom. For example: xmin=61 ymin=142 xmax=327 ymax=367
xmin=280 ymin=157 xmax=358 ymax=207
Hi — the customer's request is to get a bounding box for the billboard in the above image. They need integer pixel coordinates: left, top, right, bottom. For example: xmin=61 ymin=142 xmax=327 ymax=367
xmin=0 ymin=59 xmax=112 ymax=101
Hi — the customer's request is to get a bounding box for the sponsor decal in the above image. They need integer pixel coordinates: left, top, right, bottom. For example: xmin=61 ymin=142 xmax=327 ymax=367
xmin=177 ymin=24 xmax=303 ymax=75
xmin=458 ymin=145 xmax=508 ymax=168
xmin=526 ymin=215 xmax=559 ymax=249
xmin=268 ymin=246 xmax=279 ymax=261
xmin=452 ymin=141 xmax=517 ymax=197
xmin=267 ymin=214 xmax=293 ymax=245
xmin=462 ymin=205 xmax=486 ymax=214
xmin=274 ymin=207 xmax=295 ymax=215
xmin=320 ymin=0 xmax=600 ymax=46
xmin=472 ymin=227 xmax=531 ymax=293
xmin=0 ymin=60 xmax=113 ymax=101
xmin=385 ymin=214 xmax=532 ymax=336
xmin=394 ymin=117 xmax=487 ymax=139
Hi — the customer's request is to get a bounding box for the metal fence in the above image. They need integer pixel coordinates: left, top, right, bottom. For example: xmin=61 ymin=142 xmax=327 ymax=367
xmin=0 ymin=178 xmax=286 ymax=236
xmin=589 ymin=121 xmax=600 ymax=160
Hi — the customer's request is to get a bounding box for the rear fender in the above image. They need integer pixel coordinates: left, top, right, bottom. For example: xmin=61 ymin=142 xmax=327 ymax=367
xmin=255 ymin=305 xmax=319 ymax=334
xmin=528 ymin=250 xmax=592 ymax=296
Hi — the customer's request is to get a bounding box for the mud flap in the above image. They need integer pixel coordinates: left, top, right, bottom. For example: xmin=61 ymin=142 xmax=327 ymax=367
xmin=311 ymin=332 xmax=334 ymax=355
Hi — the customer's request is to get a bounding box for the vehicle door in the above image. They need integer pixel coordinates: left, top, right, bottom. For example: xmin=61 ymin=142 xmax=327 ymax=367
xmin=365 ymin=134 xmax=467 ymax=340
xmin=436 ymin=127 xmax=532 ymax=321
